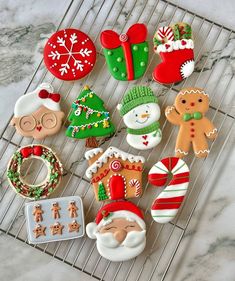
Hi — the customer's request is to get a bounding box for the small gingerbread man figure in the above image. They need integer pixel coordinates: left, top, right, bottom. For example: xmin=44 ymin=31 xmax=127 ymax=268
xmin=51 ymin=202 xmax=61 ymax=219
xmin=165 ymin=87 xmax=217 ymax=158
xmin=33 ymin=224 xmax=46 ymax=238
xmin=68 ymin=201 xmax=78 ymax=218
xmin=50 ymin=222 xmax=64 ymax=235
xmin=32 ymin=204 xmax=44 ymax=222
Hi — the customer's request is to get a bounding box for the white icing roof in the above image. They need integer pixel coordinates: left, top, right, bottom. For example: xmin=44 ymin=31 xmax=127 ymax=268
xmin=85 ymin=146 xmax=145 ymax=179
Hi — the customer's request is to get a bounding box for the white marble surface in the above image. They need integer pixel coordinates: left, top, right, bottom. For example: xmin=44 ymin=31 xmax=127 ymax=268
xmin=0 ymin=0 xmax=234 ymax=281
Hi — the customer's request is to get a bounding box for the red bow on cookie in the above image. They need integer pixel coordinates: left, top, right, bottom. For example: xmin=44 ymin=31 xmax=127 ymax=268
xmin=100 ymin=23 xmax=147 ymax=49
xmin=20 ymin=146 xmax=43 ymax=158
xmin=38 ymin=89 xmax=61 ymax=103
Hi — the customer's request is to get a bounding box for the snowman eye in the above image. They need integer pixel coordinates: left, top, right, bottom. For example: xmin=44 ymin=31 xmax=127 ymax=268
xmin=146 ymin=110 xmax=148 ymax=113
xmin=182 ymin=100 xmax=186 ymax=104
xmin=135 ymin=114 xmax=138 ymax=117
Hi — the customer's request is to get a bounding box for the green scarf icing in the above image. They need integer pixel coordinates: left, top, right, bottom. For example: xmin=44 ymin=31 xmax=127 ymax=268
xmin=183 ymin=112 xmax=202 ymax=121
xmin=127 ymin=122 xmax=160 ymax=135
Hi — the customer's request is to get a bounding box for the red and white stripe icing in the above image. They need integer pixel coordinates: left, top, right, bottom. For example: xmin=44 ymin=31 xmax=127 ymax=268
xmin=148 ymin=157 xmax=190 ymax=224
xmin=129 ymin=179 xmax=142 ymax=197
xmin=156 ymin=26 xmax=174 ymax=42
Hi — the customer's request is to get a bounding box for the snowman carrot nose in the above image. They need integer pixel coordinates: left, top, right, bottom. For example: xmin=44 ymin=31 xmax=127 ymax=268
xmin=141 ymin=113 xmax=150 ymax=118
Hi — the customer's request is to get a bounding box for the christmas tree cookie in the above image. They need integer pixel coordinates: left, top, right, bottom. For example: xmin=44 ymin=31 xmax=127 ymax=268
xmin=100 ymin=23 xmax=149 ymax=81
xmin=66 ymin=86 xmax=115 ymax=147
xmin=153 ymin=22 xmax=194 ymax=84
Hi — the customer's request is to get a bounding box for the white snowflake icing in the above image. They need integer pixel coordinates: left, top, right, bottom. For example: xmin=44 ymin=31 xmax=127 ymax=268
xmin=48 ymin=31 xmax=93 ymax=77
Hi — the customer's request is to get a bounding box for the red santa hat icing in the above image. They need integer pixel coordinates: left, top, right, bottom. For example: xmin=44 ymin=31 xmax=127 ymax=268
xmin=14 ymin=83 xmax=61 ymax=117
xmin=86 ymin=201 xmax=146 ymax=239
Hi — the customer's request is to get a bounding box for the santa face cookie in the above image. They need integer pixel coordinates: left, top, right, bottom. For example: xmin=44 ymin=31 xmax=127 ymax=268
xmin=100 ymin=23 xmax=149 ymax=81
xmin=44 ymin=28 xmax=96 ymax=81
xmin=153 ymin=22 xmax=194 ymax=84
xmin=11 ymin=83 xmax=64 ymax=139
xmin=118 ymin=86 xmax=162 ymax=150
xmin=86 ymin=201 xmax=146 ymax=262
xmin=165 ymin=87 xmax=218 ymax=158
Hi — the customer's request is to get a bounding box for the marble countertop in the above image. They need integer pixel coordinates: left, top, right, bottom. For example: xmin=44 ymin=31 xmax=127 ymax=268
xmin=0 ymin=1 xmax=234 ymax=281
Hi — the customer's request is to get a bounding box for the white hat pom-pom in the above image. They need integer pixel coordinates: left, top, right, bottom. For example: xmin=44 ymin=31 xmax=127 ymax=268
xmin=117 ymin=104 xmax=122 ymax=111
xmin=86 ymin=222 xmax=98 ymax=239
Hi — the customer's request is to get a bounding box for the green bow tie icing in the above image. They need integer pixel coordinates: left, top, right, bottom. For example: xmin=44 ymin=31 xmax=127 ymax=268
xmin=183 ymin=112 xmax=202 ymax=121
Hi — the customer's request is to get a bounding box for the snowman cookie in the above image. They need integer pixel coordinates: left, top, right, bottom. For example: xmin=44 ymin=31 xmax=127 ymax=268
xmin=11 ymin=83 xmax=64 ymax=139
xmin=165 ymin=87 xmax=217 ymax=158
xmin=117 ymin=86 xmax=162 ymax=150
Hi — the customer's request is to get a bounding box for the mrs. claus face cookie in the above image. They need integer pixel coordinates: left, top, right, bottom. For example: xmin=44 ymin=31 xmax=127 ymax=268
xmin=11 ymin=83 xmax=64 ymax=139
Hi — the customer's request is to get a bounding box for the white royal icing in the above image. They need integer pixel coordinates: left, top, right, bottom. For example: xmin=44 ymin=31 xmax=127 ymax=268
xmin=206 ymin=128 xmax=217 ymax=137
xmin=157 ymin=39 xmax=194 ymax=53
xmin=85 ymin=148 xmax=103 ymax=160
xmin=178 ymin=89 xmax=208 ymax=96
xmin=85 ymin=147 xmax=145 ymax=179
xmin=175 ymin=149 xmax=188 ymax=155
xmin=165 ymin=106 xmax=175 ymax=116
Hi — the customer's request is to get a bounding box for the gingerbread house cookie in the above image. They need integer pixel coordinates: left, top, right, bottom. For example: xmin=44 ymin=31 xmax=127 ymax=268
xmin=85 ymin=147 xmax=145 ymax=201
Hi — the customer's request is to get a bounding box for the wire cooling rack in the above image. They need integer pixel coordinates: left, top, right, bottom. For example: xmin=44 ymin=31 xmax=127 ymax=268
xmin=0 ymin=0 xmax=234 ymax=280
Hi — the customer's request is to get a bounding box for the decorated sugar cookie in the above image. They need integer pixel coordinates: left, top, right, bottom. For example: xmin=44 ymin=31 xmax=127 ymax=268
xmin=11 ymin=83 xmax=64 ymax=140
xmin=25 ymin=196 xmax=84 ymax=244
xmin=85 ymin=147 xmax=145 ymax=201
xmin=44 ymin=28 xmax=96 ymax=81
xmin=117 ymin=86 xmax=162 ymax=150
xmin=100 ymin=23 xmax=149 ymax=81
xmin=7 ymin=144 xmax=63 ymax=199
xmin=165 ymin=87 xmax=217 ymax=158
xmin=148 ymin=157 xmax=190 ymax=223
xmin=153 ymin=22 xmax=194 ymax=84
xmin=66 ymin=85 xmax=115 ymax=147
xmin=86 ymin=201 xmax=146 ymax=262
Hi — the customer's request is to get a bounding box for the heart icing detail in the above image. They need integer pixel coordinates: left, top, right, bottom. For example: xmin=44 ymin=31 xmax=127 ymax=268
xmin=142 ymin=135 xmax=148 ymax=140
xmin=36 ymin=126 xmax=42 ymax=131
xmin=181 ymin=40 xmax=186 ymax=45
xmin=165 ymin=44 xmax=170 ymax=49
xmin=143 ymin=141 xmax=149 ymax=146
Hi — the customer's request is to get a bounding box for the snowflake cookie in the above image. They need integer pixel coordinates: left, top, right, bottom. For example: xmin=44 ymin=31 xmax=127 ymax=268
xmin=44 ymin=29 xmax=96 ymax=81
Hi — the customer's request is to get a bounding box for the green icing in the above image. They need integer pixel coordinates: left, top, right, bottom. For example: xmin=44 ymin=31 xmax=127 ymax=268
xmin=66 ymin=88 xmax=115 ymax=139
xmin=103 ymin=42 xmax=149 ymax=81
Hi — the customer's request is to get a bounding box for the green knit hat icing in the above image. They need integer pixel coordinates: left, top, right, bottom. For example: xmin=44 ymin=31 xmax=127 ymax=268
xmin=118 ymin=86 xmax=158 ymax=116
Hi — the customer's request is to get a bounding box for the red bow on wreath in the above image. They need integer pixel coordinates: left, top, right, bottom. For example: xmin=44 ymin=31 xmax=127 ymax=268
xmin=38 ymin=89 xmax=61 ymax=102
xmin=100 ymin=23 xmax=147 ymax=80
xmin=20 ymin=146 xmax=43 ymax=158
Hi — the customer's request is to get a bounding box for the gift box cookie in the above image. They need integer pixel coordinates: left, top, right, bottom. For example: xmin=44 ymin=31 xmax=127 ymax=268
xmin=25 ymin=196 xmax=84 ymax=244
xmin=100 ymin=23 xmax=149 ymax=81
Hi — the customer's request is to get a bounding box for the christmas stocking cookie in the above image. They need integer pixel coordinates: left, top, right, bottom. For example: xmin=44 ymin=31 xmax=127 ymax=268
xmin=153 ymin=23 xmax=194 ymax=84
xmin=165 ymin=87 xmax=217 ymax=158
xmin=117 ymin=86 xmax=162 ymax=150
xmin=65 ymin=86 xmax=115 ymax=147
xmin=100 ymin=23 xmax=149 ymax=81
xmin=86 ymin=201 xmax=146 ymax=262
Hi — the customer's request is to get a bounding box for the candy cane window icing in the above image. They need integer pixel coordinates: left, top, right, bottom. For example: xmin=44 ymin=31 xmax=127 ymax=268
xmin=85 ymin=147 xmax=145 ymax=201
xmin=7 ymin=145 xmax=63 ymax=200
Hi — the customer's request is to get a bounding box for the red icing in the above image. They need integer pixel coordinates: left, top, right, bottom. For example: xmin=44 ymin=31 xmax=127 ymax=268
xmin=44 ymin=28 xmax=96 ymax=81
xmin=181 ymin=40 xmax=186 ymax=45
xmin=21 ymin=146 xmax=43 ymax=158
xmin=153 ymin=49 xmax=194 ymax=84
xmin=108 ymin=175 xmax=125 ymax=200
xmin=38 ymin=89 xmax=61 ymax=102
xmin=142 ymin=135 xmax=148 ymax=140
xmin=143 ymin=141 xmax=149 ymax=146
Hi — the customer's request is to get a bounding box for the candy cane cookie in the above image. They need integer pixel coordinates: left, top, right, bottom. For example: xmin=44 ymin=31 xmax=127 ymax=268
xmin=148 ymin=157 xmax=189 ymax=223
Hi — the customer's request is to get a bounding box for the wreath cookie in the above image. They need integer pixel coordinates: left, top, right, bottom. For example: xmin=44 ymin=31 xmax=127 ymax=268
xmin=7 ymin=144 xmax=63 ymax=200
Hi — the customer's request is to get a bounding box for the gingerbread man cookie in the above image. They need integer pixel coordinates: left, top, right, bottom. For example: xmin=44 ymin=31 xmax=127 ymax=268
xmin=11 ymin=83 xmax=64 ymax=140
xmin=165 ymin=87 xmax=217 ymax=158
xmin=32 ymin=204 xmax=44 ymax=222
xmin=51 ymin=202 xmax=61 ymax=219
xmin=68 ymin=201 xmax=78 ymax=218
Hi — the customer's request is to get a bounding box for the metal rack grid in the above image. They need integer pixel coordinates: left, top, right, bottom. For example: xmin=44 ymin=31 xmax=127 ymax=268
xmin=0 ymin=0 xmax=234 ymax=280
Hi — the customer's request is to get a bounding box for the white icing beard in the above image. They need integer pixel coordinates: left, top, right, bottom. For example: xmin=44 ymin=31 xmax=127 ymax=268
xmin=96 ymin=230 xmax=146 ymax=262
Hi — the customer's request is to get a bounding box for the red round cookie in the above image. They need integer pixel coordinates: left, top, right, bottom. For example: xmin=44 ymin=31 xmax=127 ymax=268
xmin=44 ymin=28 xmax=96 ymax=81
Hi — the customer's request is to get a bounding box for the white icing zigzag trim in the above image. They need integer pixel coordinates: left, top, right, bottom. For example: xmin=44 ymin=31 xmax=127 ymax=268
xmin=179 ymin=89 xmax=208 ymax=96
xmin=194 ymin=149 xmax=210 ymax=155
xmin=165 ymin=106 xmax=175 ymax=116
xmin=85 ymin=147 xmax=145 ymax=179
xmin=175 ymin=149 xmax=188 ymax=155
xmin=206 ymin=128 xmax=217 ymax=137
xmin=85 ymin=148 xmax=103 ymax=160
xmin=157 ymin=39 xmax=194 ymax=53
